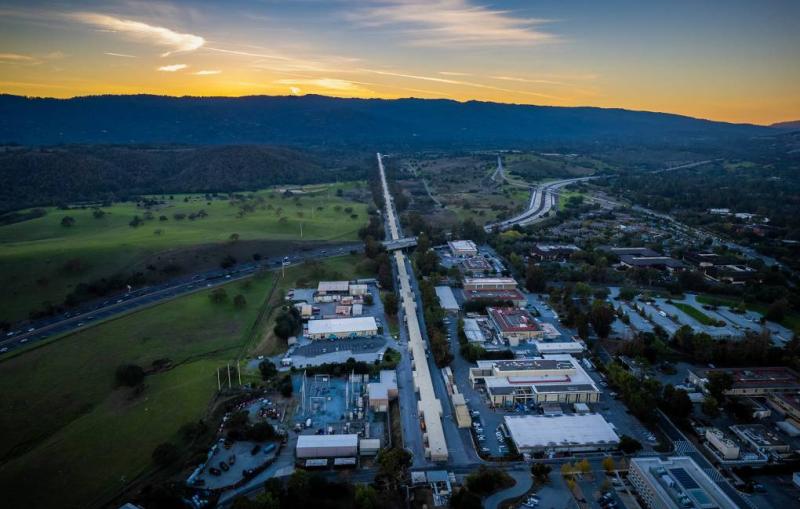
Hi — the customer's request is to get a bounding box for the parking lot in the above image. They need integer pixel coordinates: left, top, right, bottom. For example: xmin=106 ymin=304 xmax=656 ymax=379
xmin=191 ymin=440 xmax=278 ymax=490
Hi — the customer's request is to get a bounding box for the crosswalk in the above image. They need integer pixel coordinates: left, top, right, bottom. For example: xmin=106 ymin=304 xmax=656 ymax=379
xmin=673 ymin=439 xmax=694 ymax=454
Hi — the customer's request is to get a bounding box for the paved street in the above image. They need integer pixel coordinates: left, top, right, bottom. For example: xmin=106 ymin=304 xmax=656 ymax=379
xmin=0 ymin=243 xmax=361 ymax=354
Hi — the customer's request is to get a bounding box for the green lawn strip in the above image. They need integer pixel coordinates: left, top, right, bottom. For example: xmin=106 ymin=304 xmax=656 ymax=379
xmin=0 ymin=182 xmax=367 ymax=322
xmin=671 ymin=302 xmax=719 ymax=326
xmin=558 ymin=190 xmax=585 ymax=211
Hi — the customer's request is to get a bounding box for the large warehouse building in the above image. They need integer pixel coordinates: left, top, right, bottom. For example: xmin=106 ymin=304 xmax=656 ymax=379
xmin=504 ymin=414 xmax=619 ymax=453
xmin=629 ymin=456 xmax=738 ymax=509
xmin=306 ymin=317 xmax=378 ymax=340
xmin=296 ymin=434 xmax=359 ymax=459
xmin=469 ymin=355 xmax=600 ymax=406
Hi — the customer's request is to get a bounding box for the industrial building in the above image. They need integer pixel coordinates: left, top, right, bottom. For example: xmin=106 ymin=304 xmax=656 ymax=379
xmin=730 ymin=424 xmax=791 ymax=454
xmin=442 ymin=366 xmax=472 ymax=428
xmin=460 ymin=256 xmax=493 ymax=275
xmin=463 ymin=318 xmax=488 ymax=343
xmin=463 ymin=288 xmax=527 ymax=308
xmin=469 ymin=355 xmax=600 ymax=406
xmin=487 ymin=307 xmax=544 ymax=345
xmin=503 ymin=413 xmax=619 ymax=453
xmin=629 ymin=456 xmax=738 ymax=509
xmin=530 ymin=243 xmax=581 ymax=261
xmin=463 ymin=277 xmax=518 ymax=291
xmin=367 ymin=370 xmax=398 ymax=412
xmin=448 ymin=240 xmax=478 ymax=258
xmin=316 ymin=281 xmax=350 ymax=296
xmin=434 ymin=286 xmax=460 ymax=312
xmin=378 ymin=153 xmax=448 ymax=462
xmin=296 ymin=434 xmax=359 ymax=459
xmin=689 ymin=366 xmax=800 ymax=396
xmin=705 ymin=428 xmax=739 ymax=460
xmin=305 ymin=316 xmax=378 ymax=340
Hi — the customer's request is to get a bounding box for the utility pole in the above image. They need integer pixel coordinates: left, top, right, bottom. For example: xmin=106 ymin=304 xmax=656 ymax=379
xmin=300 ymin=222 xmax=303 ymax=238
xmin=237 ymin=360 xmax=242 ymax=385
xmin=227 ymin=362 xmax=232 ymax=388
xmin=216 ymin=367 xmax=221 ymax=391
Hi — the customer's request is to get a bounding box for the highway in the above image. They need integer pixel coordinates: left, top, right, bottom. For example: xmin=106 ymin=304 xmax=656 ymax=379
xmin=485 ymin=175 xmax=599 ymax=232
xmin=0 ymin=243 xmax=361 ymax=355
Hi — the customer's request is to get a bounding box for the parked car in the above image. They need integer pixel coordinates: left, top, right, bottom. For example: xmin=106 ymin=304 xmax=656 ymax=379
xmin=219 ymin=461 xmax=230 ymax=471
xmin=228 ymin=455 xmax=236 ymax=465
xmin=209 ymin=467 xmax=221 ymax=476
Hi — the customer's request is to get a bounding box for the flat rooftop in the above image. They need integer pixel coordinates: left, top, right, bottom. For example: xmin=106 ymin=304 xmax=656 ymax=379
xmin=461 ymin=257 xmax=493 ymax=270
xmin=434 ymin=286 xmax=459 ymax=311
xmin=631 ymin=456 xmax=739 ymax=509
xmin=488 ymin=307 xmax=540 ymax=332
xmin=307 ymin=316 xmax=377 ymax=335
xmin=504 ymin=414 xmax=619 ymax=448
xmin=296 ymin=434 xmax=359 ymax=448
xmin=464 ymin=289 xmax=526 ymax=301
xmin=694 ymin=366 xmax=800 ymax=391
xmin=464 ymin=277 xmax=517 ymax=286
xmin=317 ymin=281 xmax=350 ymax=293
xmin=448 ymin=240 xmax=477 ymax=252
xmin=480 ymin=358 xmax=573 ymax=372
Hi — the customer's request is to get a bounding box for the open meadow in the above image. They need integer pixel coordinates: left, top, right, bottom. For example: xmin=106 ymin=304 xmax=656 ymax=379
xmin=0 ymin=182 xmax=369 ymax=323
xmin=0 ymin=254 xmax=373 ymax=509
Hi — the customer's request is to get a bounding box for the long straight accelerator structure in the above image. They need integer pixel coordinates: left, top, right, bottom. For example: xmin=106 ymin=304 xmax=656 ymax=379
xmin=377 ymin=153 xmax=448 ymax=462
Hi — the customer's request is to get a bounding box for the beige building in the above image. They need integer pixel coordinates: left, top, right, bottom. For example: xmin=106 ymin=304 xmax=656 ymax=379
xmin=705 ymin=428 xmax=739 ymax=460
xmin=469 ymin=356 xmax=600 ymax=406
xmin=463 ymin=277 xmax=518 ymax=291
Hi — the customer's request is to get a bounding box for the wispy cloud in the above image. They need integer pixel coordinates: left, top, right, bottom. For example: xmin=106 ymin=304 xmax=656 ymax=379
xmin=275 ymin=78 xmax=367 ymax=92
xmin=104 ymin=52 xmax=137 ymax=58
xmin=351 ymin=0 xmax=555 ymax=47
xmin=0 ymin=53 xmax=37 ymax=63
xmin=490 ymin=75 xmax=564 ymax=85
xmin=158 ymin=64 xmax=188 ymax=72
xmin=70 ymin=13 xmax=205 ymax=56
xmin=439 ymin=71 xmax=472 ymax=76
xmin=362 ymin=68 xmax=562 ymax=100
xmin=193 ymin=69 xmax=221 ymax=75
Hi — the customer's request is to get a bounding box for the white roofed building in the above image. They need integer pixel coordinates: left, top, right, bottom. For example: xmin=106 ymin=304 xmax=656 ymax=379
xmin=448 ymin=240 xmax=478 ymax=258
xmin=504 ymin=414 xmax=619 ymax=452
xmin=306 ymin=317 xmax=378 ymax=340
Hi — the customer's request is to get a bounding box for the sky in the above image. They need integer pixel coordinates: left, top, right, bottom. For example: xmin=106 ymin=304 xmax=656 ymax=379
xmin=0 ymin=0 xmax=798 ymax=125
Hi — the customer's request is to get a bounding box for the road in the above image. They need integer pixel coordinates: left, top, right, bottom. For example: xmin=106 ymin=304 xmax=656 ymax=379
xmin=485 ymin=176 xmax=599 ymax=232
xmin=0 ymin=243 xmax=361 ymax=355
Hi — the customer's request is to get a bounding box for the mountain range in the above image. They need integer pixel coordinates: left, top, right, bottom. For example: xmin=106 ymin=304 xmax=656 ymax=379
xmin=0 ymin=94 xmax=775 ymax=147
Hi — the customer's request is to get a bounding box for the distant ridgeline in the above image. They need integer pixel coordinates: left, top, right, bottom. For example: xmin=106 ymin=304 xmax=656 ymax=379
xmin=0 ymin=94 xmax=771 ymax=146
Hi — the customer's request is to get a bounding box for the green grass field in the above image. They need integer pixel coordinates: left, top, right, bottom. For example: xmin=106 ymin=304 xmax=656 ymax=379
xmin=672 ymin=302 xmax=720 ymax=326
xmin=0 ymin=182 xmax=368 ymax=323
xmin=558 ymin=190 xmax=586 ymax=211
xmin=0 ymin=254 xmax=371 ymax=509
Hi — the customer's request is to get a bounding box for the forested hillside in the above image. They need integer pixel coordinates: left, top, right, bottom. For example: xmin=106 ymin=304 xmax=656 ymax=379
xmin=0 ymin=94 xmax=771 ymax=147
xmin=0 ymin=145 xmax=366 ymax=213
